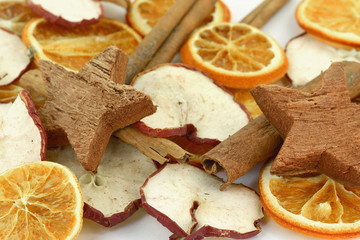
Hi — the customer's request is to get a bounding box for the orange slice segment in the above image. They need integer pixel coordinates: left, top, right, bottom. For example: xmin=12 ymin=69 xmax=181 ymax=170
xmin=127 ymin=0 xmax=230 ymax=36
xmin=259 ymin=160 xmax=360 ymax=239
xmin=229 ymin=88 xmax=262 ymax=119
xmin=0 ymin=161 xmax=83 ymax=240
xmin=0 ymin=82 xmax=46 ymax=108
xmin=22 ymin=18 xmax=142 ymax=71
xmin=208 ymin=0 xmax=231 ymax=25
xmin=0 ymin=1 xmax=38 ymax=35
xmin=180 ymin=22 xmax=288 ymax=89
xmin=0 ymin=84 xmax=23 ymax=103
xmin=296 ymin=0 xmax=360 ymax=49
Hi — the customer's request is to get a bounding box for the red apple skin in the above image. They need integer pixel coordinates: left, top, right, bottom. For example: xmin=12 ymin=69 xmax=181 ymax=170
xmin=83 ymin=199 xmax=141 ymax=227
xmin=132 ymin=63 xmax=251 ymax=154
xmin=81 ymin=155 xmax=159 ymax=227
xmin=133 ymin=121 xmax=191 ymax=138
xmin=19 ymin=90 xmax=47 ymax=161
xmin=134 ymin=121 xmax=220 ymax=155
xmin=26 ymin=0 xmax=103 ymax=27
xmin=180 ymin=225 xmax=261 ymax=240
xmin=169 ymin=133 xmax=219 ymax=155
xmin=140 ymin=166 xmax=189 ymax=238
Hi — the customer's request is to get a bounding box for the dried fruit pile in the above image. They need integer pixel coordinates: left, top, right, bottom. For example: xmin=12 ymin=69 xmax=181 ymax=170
xmin=254 ymin=0 xmax=360 ymax=238
xmin=1 ymin=0 xmax=360 ymax=240
xmin=0 ymin=0 xmax=265 ymax=239
xmin=287 ymin=0 xmax=360 ymax=86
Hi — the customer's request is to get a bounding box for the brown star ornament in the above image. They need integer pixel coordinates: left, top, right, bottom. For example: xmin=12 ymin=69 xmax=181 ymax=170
xmin=251 ymin=62 xmax=360 ymax=186
xmin=39 ymin=46 xmax=156 ymax=172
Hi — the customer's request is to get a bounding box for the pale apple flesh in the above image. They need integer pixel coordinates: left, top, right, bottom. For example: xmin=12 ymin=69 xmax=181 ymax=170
xmin=141 ymin=163 xmax=263 ymax=239
xmin=0 ymin=90 xmax=46 ymax=172
xmin=286 ymin=33 xmax=360 ymax=87
xmin=0 ymin=29 xmax=30 ymax=86
xmin=132 ymin=64 xmax=250 ymax=154
xmin=26 ymin=0 xmax=103 ymax=27
xmin=47 ymin=137 xmax=157 ymax=227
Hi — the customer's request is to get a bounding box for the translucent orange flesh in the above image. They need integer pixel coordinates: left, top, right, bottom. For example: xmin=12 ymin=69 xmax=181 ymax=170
xmin=0 ymin=85 xmax=23 ymax=102
xmin=138 ymin=0 xmax=175 ymax=27
xmin=194 ymin=24 xmax=275 ymax=72
xmin=29 ymin=19 xmax=140 ymax=70
xmin=0 ymin=2 xmax=34 ymax=20
xmin=230 ymin=88 xmax=262 ymax=119
xmin=303 ymin=0 xmax=360 ymax=36
xmin=0 ymin=164 xmax=81 ymax=239
xmin=270 ymin=176 xmax=360 ymax=224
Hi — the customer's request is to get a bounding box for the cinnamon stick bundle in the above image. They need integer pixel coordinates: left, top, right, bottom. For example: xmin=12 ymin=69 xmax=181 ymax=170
xmin=145 ymin=0 xmax=217 ymax=69
xmin=125 ymin=0 xmax=197 ymax=84
xmin=201 ymin=61 xmax=360 ymax=189
xmin=126 ymin=0 xmax=286 ymax=83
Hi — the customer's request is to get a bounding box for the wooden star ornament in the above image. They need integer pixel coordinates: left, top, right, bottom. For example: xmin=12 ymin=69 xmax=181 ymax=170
xmin=39 ymin=46 xmax=156 ymax=172
xmin=251 ymin=62 xmax=360 ymax=186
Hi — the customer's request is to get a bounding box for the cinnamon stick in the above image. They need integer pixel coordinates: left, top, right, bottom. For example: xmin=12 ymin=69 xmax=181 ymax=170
xmin=201 ymin=61 xmax=360 ymax=190
xmin=240 ymin=0 xmax=270 ymax=25
xmin=114 ymin=126 xmax=198 ymax=165
xmin=145 ymin=0 xmax=217 ymax=69
xmin=240 ymin=0 xmax=289 ymax=28
xmin=125 ymin=0 xmax=197 ymax=84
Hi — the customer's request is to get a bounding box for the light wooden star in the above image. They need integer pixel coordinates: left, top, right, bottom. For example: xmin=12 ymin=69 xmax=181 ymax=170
xmin=39 ymin=46 xmax=156 ymax=171
xmin=252 ymin=62 xmax=360 ymax=186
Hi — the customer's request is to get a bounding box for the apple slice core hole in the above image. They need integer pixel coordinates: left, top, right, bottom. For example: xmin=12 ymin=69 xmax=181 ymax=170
xmin=79 ymin=173 xmax=107 ymax=186
xmin=79 ymin=173 xmax=92 ymax=185
xmin=94 ymin=175 xmax=106 ymax=186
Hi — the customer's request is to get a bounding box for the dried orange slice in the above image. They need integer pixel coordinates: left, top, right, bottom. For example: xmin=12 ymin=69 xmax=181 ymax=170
xmin=0 ymin=161 xmax=83 ymax=239
xmin=205 ymin=0 xmax=231 ymax=25
xmin=22 ymin=18 xmax=142 ymax=71
xmin=0 ymin=1 xmax=38 ymax=35
xmin=0 ymin=82 xmax=45 ymax=108
xmin=0 ymin=84 xmax=23 ymax=103
xmin=259 ymin=160 xmax=360 ymax=239
xmin=230 ymin=88 xmax=262 ymax=119
xmin=127 ymin=0 xmax=230 ymax=36
xmin=296 ymin=0 xmax=360 ymax=49
xmin=180 ymin=22 xmax=288 ymax=89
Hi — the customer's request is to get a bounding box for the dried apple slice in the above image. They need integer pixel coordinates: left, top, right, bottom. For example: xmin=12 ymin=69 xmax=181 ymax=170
xmin=26 ymin=0 xmax=103 ymax=27
xmin=286 ymin=33 xmax=360 ymax=87
xmin=0 ymin=28 xmax=30 ymax=86
xmin=47 ymin=137 xmax=157 ymax=227
xmin=141 ymin=163 xmax=263 ymax=239
xmin=0 ymin=90 xmax=46 ymax=172
xmin=132 ymin=64 xmax=250 ymax=154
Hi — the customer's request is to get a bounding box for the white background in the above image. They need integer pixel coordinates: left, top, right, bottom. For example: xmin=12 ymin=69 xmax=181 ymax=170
xmin=78 ymin=0 xmax=351 ymax=239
